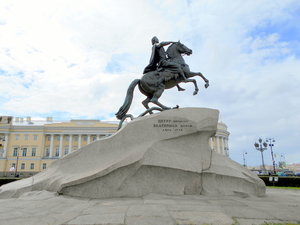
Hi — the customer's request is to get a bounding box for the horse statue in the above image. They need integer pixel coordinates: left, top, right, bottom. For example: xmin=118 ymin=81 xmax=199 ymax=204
xmin=115 ymin=41 xmax=209 ymax=127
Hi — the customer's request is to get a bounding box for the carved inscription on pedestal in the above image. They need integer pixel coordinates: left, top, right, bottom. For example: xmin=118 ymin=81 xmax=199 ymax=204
xmin=153 ymin=119 xmax=193 ymax=132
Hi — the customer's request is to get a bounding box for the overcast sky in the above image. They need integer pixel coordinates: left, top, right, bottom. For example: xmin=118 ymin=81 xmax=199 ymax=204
xmin=1 ymin=0 xmax=299 ymax=167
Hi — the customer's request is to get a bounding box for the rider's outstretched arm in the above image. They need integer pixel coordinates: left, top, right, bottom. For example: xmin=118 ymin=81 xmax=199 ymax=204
xmin=157 ymin=41 xmax=174 ymax=47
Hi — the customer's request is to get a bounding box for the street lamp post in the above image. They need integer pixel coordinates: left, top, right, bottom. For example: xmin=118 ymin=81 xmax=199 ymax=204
xmin=266 ymin=138 xmax=276 ymax=174
xmin=243 ymin=150 xmax=247 ymax=167
xmin=254 ymin=138 xmax=268 ymax=174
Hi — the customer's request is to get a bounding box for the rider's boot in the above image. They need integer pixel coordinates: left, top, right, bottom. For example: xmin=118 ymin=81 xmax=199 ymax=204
xmin=176 ymin=85 xmax=185 ymax=91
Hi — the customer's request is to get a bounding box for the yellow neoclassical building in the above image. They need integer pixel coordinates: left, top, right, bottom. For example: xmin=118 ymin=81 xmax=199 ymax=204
xmin=0 ymin=115 xmax=229 ymax=178
xmin=0 ymin=116 xmax=118 ymax=177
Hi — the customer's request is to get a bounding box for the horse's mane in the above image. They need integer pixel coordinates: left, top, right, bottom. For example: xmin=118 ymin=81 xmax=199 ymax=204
xmin=166 ymin=42 xmax=177 ymax=59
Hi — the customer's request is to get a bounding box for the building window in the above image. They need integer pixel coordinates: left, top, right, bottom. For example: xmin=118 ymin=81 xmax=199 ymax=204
xmin=33 ymin=135 xmax=38 ymax=140
xmin=66 ymin=136 xmax=69 ymax=141
xmin=92 ymin=136 xmax=97 ymax=141
xmin=13 ymin=148 xmax=18 ymax=156
xmin=24 ymin=135 xmax=29 ymax=140
xmin=31 ymin=148 xmax=36 ymax=156
xmin=46 ymin=148 xmax=50 ymax=157
xmin=42 ymin=163 xmax=47 ymax=169
xmin=64 ymin=148 xmax=68 ymax=155
xmin=21 ymin=163 xmax=25 ymax=170
xmin=55 ymin=148 xmax=59 ymax=157
xmin=11 ymin=163 xmax=16 ymax=169
xmin=47 ymin=136 xmax=51 ymax=141
xmin=22 ymin=148 xmax=27 ymax=157
xmin=30 ymin=163 xmax=34 ymax=169
xmin=83 ymin=136 xmax=87 ymax=141
xmin=74 ymin=136 xmax=78 ymax=141
xmin=15 ymin=135 xmax=20 ymax=140
xmin=56 ymin=136 xmax=60 ymax=141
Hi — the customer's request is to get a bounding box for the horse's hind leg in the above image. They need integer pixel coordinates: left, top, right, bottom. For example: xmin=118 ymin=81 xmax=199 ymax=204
xmin=150 ymin=84 xmax=171 ymax=110
xmin=151 ymin=97 xmax=171 ymax=110
xmin=142 ymin=97 xmax=153 ymax=114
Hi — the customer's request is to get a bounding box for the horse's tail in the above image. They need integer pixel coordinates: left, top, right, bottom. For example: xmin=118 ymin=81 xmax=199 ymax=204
xmin=115 ymin=79 xmax=140 ymax=120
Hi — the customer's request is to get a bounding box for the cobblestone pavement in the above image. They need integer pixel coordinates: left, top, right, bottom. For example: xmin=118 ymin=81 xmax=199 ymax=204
xmin=0 ymin=188 xmax=299 ymax=225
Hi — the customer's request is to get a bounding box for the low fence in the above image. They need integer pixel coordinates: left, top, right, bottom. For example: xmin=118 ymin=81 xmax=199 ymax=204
xmin=0 ymin=178 xmax=20 ymax=187
xmin=259 ymin=176 xmax=300 ymax=187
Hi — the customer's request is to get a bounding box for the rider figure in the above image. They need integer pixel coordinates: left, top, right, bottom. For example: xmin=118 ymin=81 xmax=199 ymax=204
xmin=143 ymin=36 xmax=188 ymax=83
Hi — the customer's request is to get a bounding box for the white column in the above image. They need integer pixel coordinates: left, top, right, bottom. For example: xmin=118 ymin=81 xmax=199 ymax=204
xmin=3 ymin=134 xmax=9 ymax=157
xmin=49 ymin=134 xmax=54 ymax=158
xmin=87 ymin=135 xmax=91 ymax=145
xmin=59 ymin=134 xmax=63 ymax=157
xmin=225 ymin=138 xmax=229 ymax=156
xmin=222 ymin=137 xmax=226 ymax=155
xmin=216 ymin=136 xmax=220 ymax=154
xmin=97 ymin=135 xmax=100 ymax=140
xmin=68 ymin=134 xmax=73 ymax=153
xmin=78 ymin=134 xmax=82 ymax=149
xmin=220 ymin=137 xmax=224 ymax=155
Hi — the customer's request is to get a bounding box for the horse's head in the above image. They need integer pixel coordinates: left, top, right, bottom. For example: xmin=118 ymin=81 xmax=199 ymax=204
xmin=176 ymin=41 xmax=193 ymax=56
xmin=166 ymin=41 xmax=193 ymax=59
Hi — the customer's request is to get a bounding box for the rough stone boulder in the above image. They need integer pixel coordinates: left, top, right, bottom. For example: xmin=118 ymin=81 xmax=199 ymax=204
xmin=0 ymin=108 xmax=265 ymax=199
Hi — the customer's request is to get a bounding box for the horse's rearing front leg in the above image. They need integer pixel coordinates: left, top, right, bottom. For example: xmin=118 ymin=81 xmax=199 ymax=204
xmin=187 ymin=71 xmax=209 ymax=89
xmin=198 ymin=72 xmax=209 ymax=88
xmin=184 ymin=78 xmax=199 ymax=95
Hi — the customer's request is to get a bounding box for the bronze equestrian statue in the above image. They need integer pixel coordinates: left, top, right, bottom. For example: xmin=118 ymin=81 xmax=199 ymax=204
xmin=116 ymin=37 xmax=209 ymax=127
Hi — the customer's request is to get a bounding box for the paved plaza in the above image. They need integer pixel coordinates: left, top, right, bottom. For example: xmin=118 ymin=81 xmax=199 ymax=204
xmin=0 ymin=188 xmax=299 ymax=225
